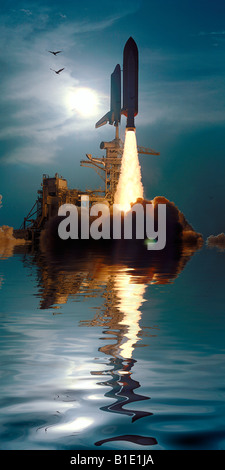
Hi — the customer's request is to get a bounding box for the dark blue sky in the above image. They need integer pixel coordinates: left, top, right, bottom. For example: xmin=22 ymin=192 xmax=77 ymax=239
xmin=0 ymin=0 xmax=225 ymax=238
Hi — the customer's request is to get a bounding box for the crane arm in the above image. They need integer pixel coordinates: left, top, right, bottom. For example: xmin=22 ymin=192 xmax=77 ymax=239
xmin=137 ymin=146 xmax=160 ymax=155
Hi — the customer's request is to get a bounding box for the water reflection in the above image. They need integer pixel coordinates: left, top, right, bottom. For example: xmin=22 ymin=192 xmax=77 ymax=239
xmin=32 ymin=236 xmax=200 ymax=310
xmin=0 ymin=226 xmax=27 ymax=260
xmin=88 ymin=276 xmax=151 ymax=422
xmin=80 ymin=270 xmax=148 ymax=358
xmin=78 ymin=267 xmax=156 ymax=445
xmin=17 ymin=236 xmax=201 ymax=448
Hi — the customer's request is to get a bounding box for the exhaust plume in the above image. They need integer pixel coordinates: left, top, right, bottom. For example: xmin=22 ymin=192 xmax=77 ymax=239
xmin=114 ymin=129 xmax=143 ymax=212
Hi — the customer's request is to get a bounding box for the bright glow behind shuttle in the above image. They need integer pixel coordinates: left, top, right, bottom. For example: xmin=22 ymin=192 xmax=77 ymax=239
xmin=67 ymin=87 xmax=98 ymax=116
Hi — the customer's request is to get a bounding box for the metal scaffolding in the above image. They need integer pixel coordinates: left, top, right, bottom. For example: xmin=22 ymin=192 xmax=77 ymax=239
xmin=80 ymin=125 xmax=160 ymax=204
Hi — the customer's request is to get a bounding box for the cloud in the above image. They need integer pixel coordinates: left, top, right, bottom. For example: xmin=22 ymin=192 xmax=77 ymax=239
xmin=0 ymin=0 xmax=143 ymax=167
xmin=1 ymin=145 xmax=59 ymax=165
xmin=198 ymin=30 xmax=225 ymax=47
xmin=0 ymin=7 xmax=122 ymax=166
xmin=138 ymin=77 xmax=225 ymax=130
xmin=199 ymin=30 xmax=225 ymax=36
xmin=20 ymin=9 xmax=33 ymax=16
xmin=139 ymin=48 xmax=225 ymax=129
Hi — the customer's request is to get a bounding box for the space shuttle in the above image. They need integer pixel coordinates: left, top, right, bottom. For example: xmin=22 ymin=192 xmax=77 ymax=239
xmin=95 ymin=37 xmax=138 ymax=130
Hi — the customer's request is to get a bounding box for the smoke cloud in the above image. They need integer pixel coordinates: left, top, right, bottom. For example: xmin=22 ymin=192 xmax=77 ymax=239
xmin=206 ymin=233 xmax=225 ymax=251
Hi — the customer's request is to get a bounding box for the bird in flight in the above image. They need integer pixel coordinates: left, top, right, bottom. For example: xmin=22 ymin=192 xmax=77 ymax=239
xmin=48 ymin=50 xmax=62 ymax=56
xmin=50 ymin=68 xmax=65 ymax=74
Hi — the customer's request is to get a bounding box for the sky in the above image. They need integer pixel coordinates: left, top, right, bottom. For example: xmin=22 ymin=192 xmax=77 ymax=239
xmin=0 ymin=0 xmax=225 ymax=238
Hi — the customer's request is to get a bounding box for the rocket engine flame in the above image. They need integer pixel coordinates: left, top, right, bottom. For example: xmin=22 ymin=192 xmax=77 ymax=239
xmin=114 ymin=129 xmax=143 ymax=212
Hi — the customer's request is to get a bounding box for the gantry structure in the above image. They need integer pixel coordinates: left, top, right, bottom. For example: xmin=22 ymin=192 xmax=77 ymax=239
xmin=80 ymin=125 xmax=160 ymax=205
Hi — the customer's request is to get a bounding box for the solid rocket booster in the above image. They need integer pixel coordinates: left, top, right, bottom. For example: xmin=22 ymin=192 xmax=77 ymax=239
xmin=95 ymin=64 xmax=121 ymax=128
xmin=121 ymin=37 xmax=138 ymax=129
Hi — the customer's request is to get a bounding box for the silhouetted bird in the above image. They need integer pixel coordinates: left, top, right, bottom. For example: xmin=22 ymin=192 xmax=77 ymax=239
xmin=50 ymin=68 xmax=65 ymax=74
xmin=48 ymin=50 xmax=62 ymax=55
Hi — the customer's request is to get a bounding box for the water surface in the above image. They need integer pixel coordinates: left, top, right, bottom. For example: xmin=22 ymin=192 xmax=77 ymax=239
xmin=0 ymin=241 xmax=225 ymax=450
